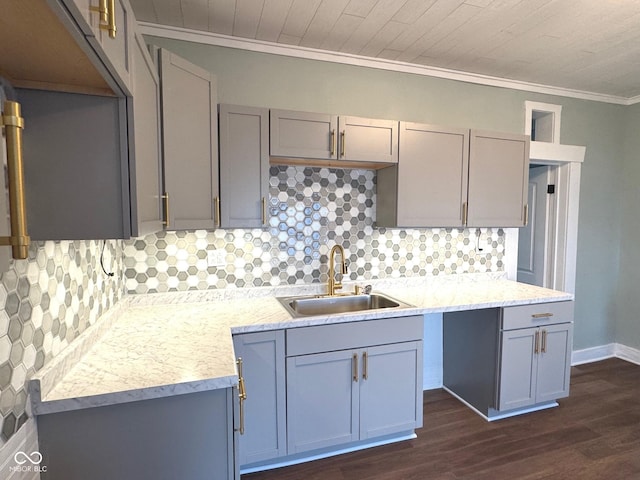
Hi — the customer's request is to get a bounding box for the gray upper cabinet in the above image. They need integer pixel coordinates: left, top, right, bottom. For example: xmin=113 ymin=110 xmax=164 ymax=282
xmin=338 ymin=116 xmax=398 ymax=164
xmin=467 ymin=130 xmax=530 ymax=227
xmin=20 ymin=88 xmax=131 ymax=240
xmin=219 ymin=104 xmax=269 ymax=229
xmin=129 ymin=32 xmax=163 ymax=237
xmin=159 ymin=49 xmax=219 ymax=230
xmin=61 ymin=0 xmax=134 ymax=93
xmin=378 ymin=122 xmax=469 ymax=227
xmin=270 ymin=109 xmax=398 ymax=164
xmin=378 ymin=126 xmax=529 ymax=228
xmin=233 ymin=331 xmax=287 ymax=467
xmin=270 ymin=109 xmax=337 ymax=160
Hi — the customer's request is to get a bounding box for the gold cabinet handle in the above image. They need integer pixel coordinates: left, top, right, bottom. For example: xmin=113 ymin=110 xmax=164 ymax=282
xmin=90 ymin=0 xmax=108 ymax=23
xmin=352 ymin=353 xmax=358 ymax=382
xmin=532 ymin=313 xmax=553 ymax=319
xmin=534 ymin=330 xmax=540 ymax=354
xmin=362 ymin=351 xmax=368 ymax=380
xmin=330 ymin=129 xmax=336 ymax=157
xmin=162 ymin=192 xmax=170 ymax=228
xmin=214 ymin=197 xmax=221 ymax=227
xmin=261 ymin=197 xmax=267 ymax=226
xmin=541 ymin=329 xmax=547 ymax=353
xmin=524 ymin=204 xmax=529 ymax=226
xmin=0 ymin=101 xmax=30 ymax=260
xmin=236 ymin=358 xmax=247 ymax=435
xmin=340 ymin=130 xmax=345 ymax=158
xmin=106 ymin=0 xmax=117 ymax=38
xmin=462 ymin=202 xmax=468 ymax=226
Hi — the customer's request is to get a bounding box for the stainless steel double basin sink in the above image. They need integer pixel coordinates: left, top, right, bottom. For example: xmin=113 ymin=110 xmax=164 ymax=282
xmin=277 ymin=292 xmax=411 ymax=317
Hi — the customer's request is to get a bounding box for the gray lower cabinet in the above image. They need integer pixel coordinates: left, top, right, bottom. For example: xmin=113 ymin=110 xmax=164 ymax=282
xmin=269 ymin=109 xmax=398 ymax=164
xmin=467 ymin=130 xmax=530 ymax=227
xmin=443 ymin=301 xmax=573 ymax=419
xmin=498 ymin=311 xmax=573 ymax=411
xmin=286 ymin=316 xmax=423 ymax=455
xmin=37 ymin=389 xmax=238 ymax=480
xmin=159 ymin=49 xmax=219 ymax=230
xmin=232 ymin=331 xmax=286 ymax=467
xmin=129 ymin=31 xmax=163 ymax=237
xmin=219 ymin=104 xmax=269 ymax=228
xmin=377 ymin=122 xmax=469 ymax=227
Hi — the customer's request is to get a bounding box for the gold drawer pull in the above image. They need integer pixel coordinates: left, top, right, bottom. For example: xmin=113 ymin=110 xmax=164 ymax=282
xmin=340 ymin=131 xmax=346 ymax=158
xmin=214 ymin=197 xmax=221 ymax=227
xmin=236 ymin=358 xmax=247 ymax=435
xmin=534 ymin=330 xmax=540 ymax=354
xmin=362 ymin=351 xmax=368 ymax=380
xmin=90 ymin=0 xmax=108 ymax=23
xmin=352 ymin=353 xmax=358 ymax=382
xmin=541 ymin=329 xmax=547 ymax=353
xmin=330 ymin=129 xmax=336 ymax=157
xmin=532 ymin=313 xmax=554 ymax=319
xmin=162 ymin=192 xmax=170 ymax=228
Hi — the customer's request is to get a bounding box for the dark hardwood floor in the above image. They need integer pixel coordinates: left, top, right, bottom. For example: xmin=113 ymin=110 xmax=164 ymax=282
xmin=243 ymin=358 xmax=640 ymax=480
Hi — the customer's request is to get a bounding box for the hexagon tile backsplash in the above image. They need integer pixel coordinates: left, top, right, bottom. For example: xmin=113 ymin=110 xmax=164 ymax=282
xmin=0 ymin=240 xmax=123 ymax=445
xmin=124 ymin=166 xmax=505 ymax=294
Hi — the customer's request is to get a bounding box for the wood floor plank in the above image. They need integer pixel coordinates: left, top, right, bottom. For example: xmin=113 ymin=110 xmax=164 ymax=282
xmin=243 ymin=359 xmax=640 ymax=480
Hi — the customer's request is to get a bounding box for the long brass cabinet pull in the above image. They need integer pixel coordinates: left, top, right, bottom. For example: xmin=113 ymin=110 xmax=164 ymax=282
xmin=541 ymin=329 xmax=547 ymax=353
xmin=352 ymin=353 xmax=358 ymax=382
xmin=162 ymin=193 xmax=170 ymax=227
xmin=462 ymin=202 xmax=468 ymax=226
xmin=214 ymin=197 xmax=221 ymax=227
xmin=261 ymin=197 xmax=267 ymax=226
xmin=236 ymin=358 xmax=247 ymax=435
xmin=524 ymin=204 xmax=529 ymax=226
xmin=532 ymin=313 xmax=553 ymax=319
xmin=0 ymin=100 xmax=30 ymax=260
xmin=106 ymin=0 xmax=117 ymax=38
xmin=534 ymin=330 xmax=540 ymax=354
xmin=340 ymin=131 xmax=346 ymax=158
xmin=330 ymin=129 xmax=336 ymax=157
xmin=362 ymin=352 xmax=368 ymax=380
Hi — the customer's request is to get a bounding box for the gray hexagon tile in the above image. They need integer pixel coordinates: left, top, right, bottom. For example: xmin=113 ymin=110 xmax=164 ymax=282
xmin=0 ymin=239 xmax=124 ymax=444
xmin=124 ymin=166 xmax=504 ymax=294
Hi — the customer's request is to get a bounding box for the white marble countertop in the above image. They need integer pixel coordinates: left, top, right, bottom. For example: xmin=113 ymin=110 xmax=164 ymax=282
xmin=29 ymin=275 xmax=573 ymax=415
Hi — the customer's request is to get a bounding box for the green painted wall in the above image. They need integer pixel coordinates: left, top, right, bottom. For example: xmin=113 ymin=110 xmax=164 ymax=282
xmin=615 ymin=103 xmax=640 ymax=350
xmin=148 ymin=37 xmax=629 ymax=351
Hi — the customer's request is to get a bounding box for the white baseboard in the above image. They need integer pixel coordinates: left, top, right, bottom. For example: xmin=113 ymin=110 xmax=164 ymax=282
xmin=0 ymin=418 xmax=40 ymax=480
xmin=571 ymin=342 xmax=640 ymax=366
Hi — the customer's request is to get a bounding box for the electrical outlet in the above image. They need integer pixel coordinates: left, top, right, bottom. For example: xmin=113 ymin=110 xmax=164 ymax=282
xmin=207 ymin=249 xmax=226 ymax=267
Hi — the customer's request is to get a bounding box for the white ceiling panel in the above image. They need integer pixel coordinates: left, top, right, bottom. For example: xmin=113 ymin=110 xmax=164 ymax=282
xmin=130 ymin=0 xmax=640 ymax=99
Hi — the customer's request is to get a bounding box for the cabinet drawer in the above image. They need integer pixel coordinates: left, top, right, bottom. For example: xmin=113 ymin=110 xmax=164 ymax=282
xmin=502 ymin=301 xmax=573 ymax=330
xmin=286 ymin=315 xmax=423 ymax=357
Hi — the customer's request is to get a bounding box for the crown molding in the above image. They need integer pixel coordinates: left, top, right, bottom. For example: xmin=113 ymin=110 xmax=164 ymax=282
xmin=139 ymin=22 xmax=631 ymax=106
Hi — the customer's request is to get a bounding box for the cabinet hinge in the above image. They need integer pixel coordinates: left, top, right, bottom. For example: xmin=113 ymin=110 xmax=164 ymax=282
xmin=547 ymin=184 xmax=556 ymax=194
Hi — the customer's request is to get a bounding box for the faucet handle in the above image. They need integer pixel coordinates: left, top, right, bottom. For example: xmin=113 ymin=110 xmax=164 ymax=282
xmin=354 ymin=284 xmax=372 ymax=295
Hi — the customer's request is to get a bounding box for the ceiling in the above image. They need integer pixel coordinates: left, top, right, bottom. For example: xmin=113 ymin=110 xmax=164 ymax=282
xmin=129 ymin=0 xmax=640 ymax=101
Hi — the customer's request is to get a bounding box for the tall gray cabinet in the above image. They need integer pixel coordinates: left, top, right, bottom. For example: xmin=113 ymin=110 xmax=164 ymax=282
xmin=129 ymin=32 xmax=163 ymax=236
xmin=159 ymin=49 xmax=219 ymax=230
xmin=219 ymin=104 xmax=269 ymax=228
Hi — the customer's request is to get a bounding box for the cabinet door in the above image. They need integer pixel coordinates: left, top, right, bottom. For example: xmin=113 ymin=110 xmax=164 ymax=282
xmin=359 ymin=342 xmax=423 ymax=440
xmin=160 ymin=49 xmax=219 ymax=230
xmin=467 ymin=130 xmax=530 ymax=227
xmin=20 ymin=88 xmax=131 ymax=240
xmin=535 ymin=323 xmax=573 ymax=403
xmin=338 ymin=116 xmax=398 ymax=164
xmin=63 ymin=0 xmax=133 ymax=92
xmin=233 ymin=331 xmax=286 ymax=466
xmin=498 ymin=327 xmax=537 ymax=411
xmin=219 ymin=104 xmax=269 ymax=228
xmin=386 ymin=122 xmax=469 ymax=227
xmin=270 ymin=109 xmax=337 ymax=159
xmin=129 ymin=32 xmax=163 ymax=237
xmin=286 ymin=350 xmax=359 ymax=454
